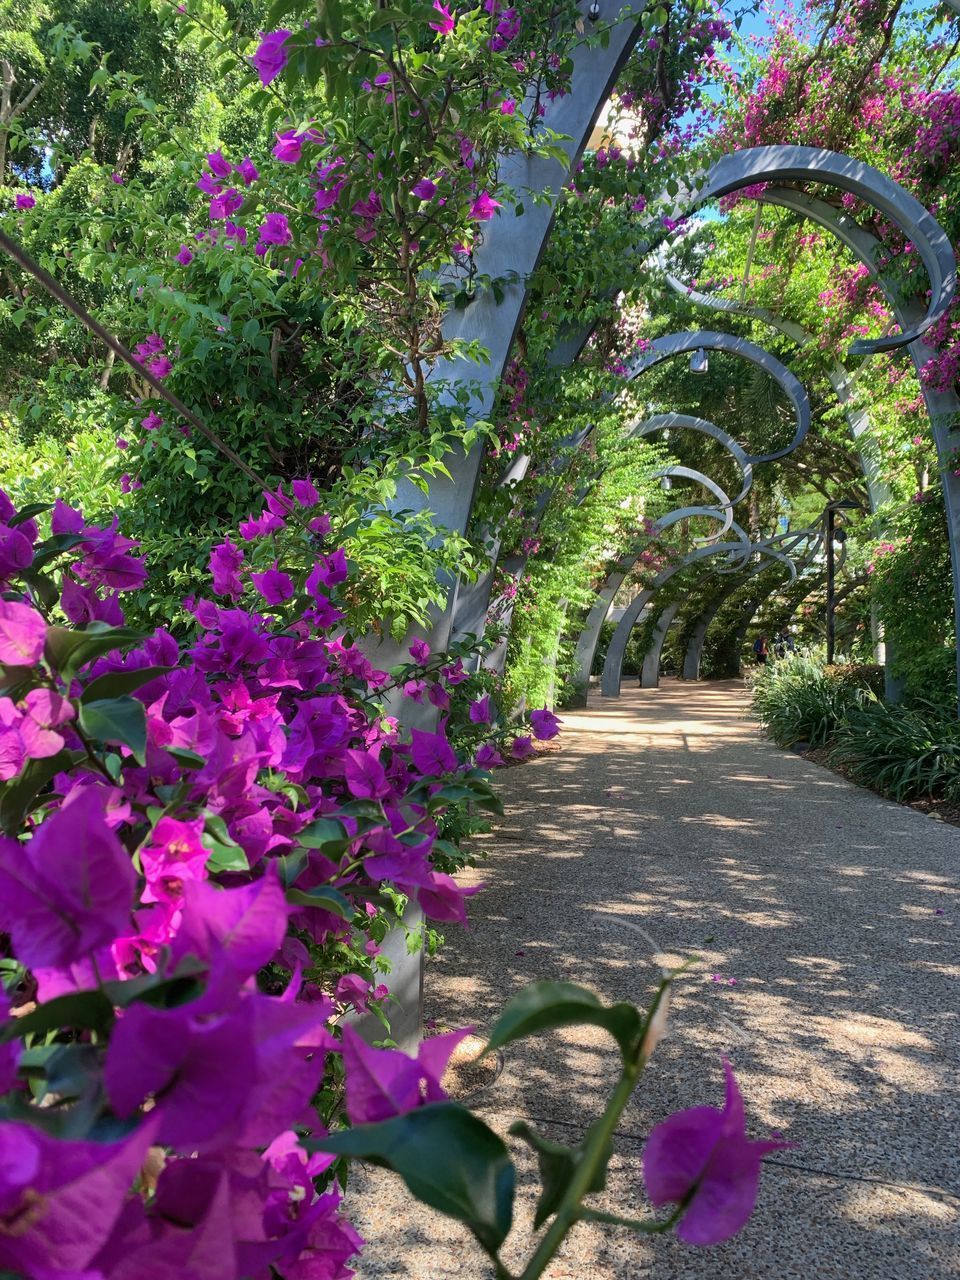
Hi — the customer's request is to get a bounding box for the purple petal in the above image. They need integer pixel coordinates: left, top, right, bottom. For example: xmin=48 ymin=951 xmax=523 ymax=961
xmin=341 ymin=1024 xmax=422 ymax=1124
xmin=173 ymin=862 xmax=289 ymax=980
xmin=678 ymin=1131 xmax=782 ymax=1246
xmin=418 ymin=1027 xmax=472 ymax=1101
xmin=642 ymin=1104 xmax=724 ymax=1207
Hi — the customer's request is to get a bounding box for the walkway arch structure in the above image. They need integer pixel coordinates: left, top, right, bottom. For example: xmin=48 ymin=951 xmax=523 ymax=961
xmin=569 ymin=331 xmax=812 ymax=699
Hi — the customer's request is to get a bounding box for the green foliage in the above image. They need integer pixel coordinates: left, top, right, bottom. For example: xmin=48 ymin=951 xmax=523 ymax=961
xmin=829 ymin=701 xmax=960 ymax=803
xmin=867 ymin=490 xmax=956 ymax=707
xmin=749 ymin=652 xmax=876 ymax=747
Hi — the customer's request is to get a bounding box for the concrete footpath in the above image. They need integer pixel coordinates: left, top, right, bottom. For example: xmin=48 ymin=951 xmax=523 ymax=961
xmin=349 ymin=679 xmax=960 ymax=1278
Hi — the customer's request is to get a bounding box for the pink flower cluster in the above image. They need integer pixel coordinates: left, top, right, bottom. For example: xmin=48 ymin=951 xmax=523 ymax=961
xmin=0 ymin=481 xmax=563 ymax=1277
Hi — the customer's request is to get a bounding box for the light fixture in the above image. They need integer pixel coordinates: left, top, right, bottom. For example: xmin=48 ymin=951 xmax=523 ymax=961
xmin=587 ymin=1 xmax=601 ymax=19
xmin=689 ymin=347 xmax=708 ymax=374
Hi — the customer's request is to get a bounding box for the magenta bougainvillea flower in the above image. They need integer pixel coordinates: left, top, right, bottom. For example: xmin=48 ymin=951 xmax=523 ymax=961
xmin=209 ymin=187 xmax=243 ymax=220
xmin=475 ymin=741 xmax=504 ymax=767
xmin=529 ymin=707 xmax=561 ymax=739
xmin=469 ymin=693 xmax=492 ymax=724
xmin=141 ymin=408 xmax=164 ymax=430
xmin=469 ymin=189 xmax=502 ymax=220
xmin=341 ymin=1024 xmax=470 ymax=1124
xmin=175 ymin=243 xmax=194 ymax=265
xmin=209 ymin=537 xmax=246 ymax=597
xmin=251 ymin=561 xmax=295 ymax=604
xmin=234 ymin=155 xmax=259 ymax=186
xmin=308 ymin=547 xmax=348 ymax=589
xmin=292 ymin=477 xmax=319 ymax=506
xmin=0 ymin=600 xmax=46 ymax=665
xmin=409 ymin=727 xmax=458 ymax=775
xmin=0 ymin=788 xmax=137 ymax=971
xmin=429 ymin=0 xmax=456 ymax=34
xmin=273 ymin=131 xmax=303 ymax=164
xmin=409 ymin=637 xmax=430 ymax=663
xmin=258 ymin=212 xmax=292 ymax=247
xmin=251 ymin=29 xmax=291 ymax=85
xmin=643 ymin=1058 xmax=791 ymax=1245
xmin=206 ymin=149 xmax=232 ymax=179
xmin=0 ymin=477 xmax=567 ymax=1275
xmin=511 ymin=734 xmax=534 ymax=759
xmin=411 ymin=177 xmax=437 ymax=200
xmin=0 ymin=1118 xmax=158 ymax=1276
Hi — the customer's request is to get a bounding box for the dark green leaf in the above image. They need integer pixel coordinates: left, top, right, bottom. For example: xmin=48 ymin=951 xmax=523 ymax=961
xmin=8 ymin=502 xmax=53 ymax=527
xmin=0 ymin=750 xmax=85 ymax=834
xmin=510 ymin=1120 xmax=609 ymax=1228
xmin=78 ymin=697 xmax=147 ymax=764
xmin=80 ymin=666 xmax=173 ymax=703
xmin=0 ymin=990 xmax=114 ymax=1042
xmin=309 ymin=1103 xmax=515 ymax=1256
xmin=286 ymin=885 xmax=353 ymax=919
xmin=44 ymin=624 xmax=147 ymax=683
xmin=42 ymin=1043 xmax=102 ymax=1100
xmin=298 ymin=817 xmax=348 ymax=847
xmin=485 ymin=982 xmax=643 ymax=1060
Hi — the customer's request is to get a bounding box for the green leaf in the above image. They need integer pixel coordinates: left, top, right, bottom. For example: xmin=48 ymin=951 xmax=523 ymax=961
xmin=510 ymin=1120 xmax=609 ymax=1228
xmin=80 ymin=665 xmax=173 ymax=703
xmin=0 ymin=990 xmax=114 ymax=1042
xmin=44 ymin=624 xmax=147 ymax=683
xmin=286 ymin=885 xmax=353 ymax=918
xmin=41 ymin=1043 xmax=101 ymax=1100
xmin=0 ymin=750 xmax=85 ymax=834
xmin=298 ymin=817 xmax=349 ymax=847
xmin=8 ymin=503 xmax=53 ymax=527
xmin=484 ymin=982 xmax=643 ymax=1060
xmin=309 ymin=1103 xmax=515 ymax=1256
xmin=78 ymin=696 xmax=147 ymax=764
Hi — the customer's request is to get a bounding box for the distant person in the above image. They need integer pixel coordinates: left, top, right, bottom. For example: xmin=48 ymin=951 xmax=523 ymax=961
xmin=753 ymin=633 xmax=769 ymax=665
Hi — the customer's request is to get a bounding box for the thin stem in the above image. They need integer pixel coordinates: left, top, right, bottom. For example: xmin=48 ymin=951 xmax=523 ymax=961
xmin=517 ymin=1065 xmax=641 ymax=1280
xmin=577 ymin=1205 xmax=682 ymax=1234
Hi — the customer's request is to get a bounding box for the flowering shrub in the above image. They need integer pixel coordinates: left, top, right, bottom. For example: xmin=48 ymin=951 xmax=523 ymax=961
xmin=0 ymin=480 xmax=568 ymax=1274
xmin=0 ymin=478 xmax=787 ymax=1275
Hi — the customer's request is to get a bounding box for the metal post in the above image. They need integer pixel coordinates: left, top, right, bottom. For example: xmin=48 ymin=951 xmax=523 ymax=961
xmin=826 ymin=506 xmax=836 ymax=665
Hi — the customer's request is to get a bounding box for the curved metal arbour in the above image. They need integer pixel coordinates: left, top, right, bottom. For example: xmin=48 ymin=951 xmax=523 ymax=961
xmin=569 ymin=332 xmax=813 ymax=698
xmin=625 ymin=330 xmax=811 ymax=464
xmin=590 ymin=146 xmax=958 ymax=705
xmin=666 ymin=145 xmax=956 ymax=356
xmin=597 ymin=521 xmax=827 ymax=697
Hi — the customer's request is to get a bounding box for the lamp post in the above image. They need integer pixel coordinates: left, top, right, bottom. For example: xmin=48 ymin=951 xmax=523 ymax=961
xmin=826 ymin=500 xmax=862 ymax=664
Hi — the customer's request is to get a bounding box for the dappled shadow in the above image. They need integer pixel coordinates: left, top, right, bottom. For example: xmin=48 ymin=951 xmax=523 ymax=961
xmin=350 ymin=679 xmax=960 ymax=1278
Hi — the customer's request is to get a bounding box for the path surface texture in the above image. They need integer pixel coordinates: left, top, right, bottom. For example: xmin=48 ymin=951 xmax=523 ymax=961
xmin=349 ymin=678 xmax=960 ymax=1279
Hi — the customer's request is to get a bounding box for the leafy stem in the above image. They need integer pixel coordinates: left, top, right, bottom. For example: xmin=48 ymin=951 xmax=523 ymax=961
xmin=516 ymin=1059 xmax=644 ymax=1280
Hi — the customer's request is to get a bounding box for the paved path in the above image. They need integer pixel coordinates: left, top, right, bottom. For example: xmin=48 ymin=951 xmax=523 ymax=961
xmin=350 ymin=679 xmax=960 ymax=1279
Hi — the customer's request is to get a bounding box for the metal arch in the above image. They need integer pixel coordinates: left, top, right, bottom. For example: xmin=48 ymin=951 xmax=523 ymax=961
xmin=658 ymin=263 xmax=890 ymax=512
xmin=665 ymin=145 xmax=957 ymax=356
xmin=481 ymin=409 xmax=749 ymax=676
xmin=639 ymin=600 xmax=682 ymax=688
xmin=625 ymin=330 xmax=811 ymax=464
xmin=635 ymin=412 xmax=755 ymax=506
xmin=652 ymin=465 xmax=736 ymax=537
xmin=753 ymin=184 xmax=960 ymax=707
xmin=598 ymin=528 xmax=800 ymax=697
xmin=598 ymin=520 xmax=828 ymax=697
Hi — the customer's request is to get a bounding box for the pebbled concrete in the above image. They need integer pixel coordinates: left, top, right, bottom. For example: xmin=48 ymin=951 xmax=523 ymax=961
xmin=349 ymin=679 xmax=960 ymax=1278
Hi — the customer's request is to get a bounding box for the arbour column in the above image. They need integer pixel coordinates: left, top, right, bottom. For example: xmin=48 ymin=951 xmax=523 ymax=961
xmin=364 ymin=0 xmax=648 ymax=683
xmin=639 ymin=600 xmax=681 ymax=687
xmin=353 ymin=2 xmax=647 ymax=1046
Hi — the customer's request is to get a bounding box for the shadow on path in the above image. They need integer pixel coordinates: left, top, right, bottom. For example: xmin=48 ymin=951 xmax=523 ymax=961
xmin=351 ymin=679 xmax=960 ymax=1279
